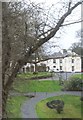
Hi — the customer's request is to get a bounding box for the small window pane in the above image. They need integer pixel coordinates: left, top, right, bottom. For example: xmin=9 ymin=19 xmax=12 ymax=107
xmin=60 ymin=66 xmax=62 ymax=70
xmin=72 ymin=66 xmax=74 ymax=71
xmin=72 ymin=59 xmax=74 ymax=63
xmin=53 ymin=66 xmax=56 ymax=68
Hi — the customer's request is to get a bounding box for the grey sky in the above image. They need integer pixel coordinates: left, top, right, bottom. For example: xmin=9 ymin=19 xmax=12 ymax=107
xmin=30 ymin=0 xmax=81 ymax=51
xmin=4 ymin=0 xmax=81 ymax=50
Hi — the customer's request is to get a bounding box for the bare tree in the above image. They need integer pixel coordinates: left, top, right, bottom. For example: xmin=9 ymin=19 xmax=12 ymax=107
xmin=2 ymin=1 xmax=83 ymax=118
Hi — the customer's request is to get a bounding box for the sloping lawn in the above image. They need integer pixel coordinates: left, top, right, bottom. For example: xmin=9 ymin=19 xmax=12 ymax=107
xmin=70 ymin=73 xmax=83 ymax=79
xmin=36 ymin=95 xmax=82 ymax=118
xmin=17 ymin=72 xmax=52 ymax=79
xmin=6 ymin=96 xmax=27 ymax=118
xmin=12 ymin=80 xmax=62 ymax=92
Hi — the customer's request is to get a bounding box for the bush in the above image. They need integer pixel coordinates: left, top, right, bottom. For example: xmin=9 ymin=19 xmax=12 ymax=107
xmin=80 ymin=96 xmax=83 ymax=101
xmin=46 ymin=100 xmax=64 ymax=114
xmin=33 ymin=72 xmax=38 ymax=74
xmin=63 ymin=76 xmax=83 ymax=91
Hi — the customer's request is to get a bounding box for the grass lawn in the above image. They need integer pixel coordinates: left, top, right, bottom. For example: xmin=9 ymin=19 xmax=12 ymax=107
xmin=70 ymin=73 xmax=83 ymax=79
xmin=6 ymin=96 xmax=27 ymax=118
xmin=36 ymin=95 xmax=82 ymax=118
xmin=17 ymin=72 xmax=52 ymax=79
xmin=12 ymin=80 xmax=62 ymax=92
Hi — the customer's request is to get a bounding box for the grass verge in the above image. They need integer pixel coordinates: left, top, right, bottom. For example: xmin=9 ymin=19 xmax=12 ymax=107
xmin=36 ymin=95 xmax=82 ymax=118
xmin=6 ymin=96 xmax=27 ymax=118
xmin=70 ymin=73 xmax=83 ymax=79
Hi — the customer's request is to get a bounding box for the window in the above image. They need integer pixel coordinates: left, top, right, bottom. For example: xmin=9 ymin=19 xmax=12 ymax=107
xmin=53 ymin=59 xmax=56 ymax=63
xmin=72 ymin=66 xmax=74 ymax=71
xmin=53 ymin=66 xmax=56 ymax=68
xmin=47 ymin=66 xmax=50 ymax=71
xmin=60 ymin=66 xmax=62 ymax=70
xmin=60 ymin=59 xmax=62 ymax=63
xmin=72 ymin=59 xmax=74 ymax=63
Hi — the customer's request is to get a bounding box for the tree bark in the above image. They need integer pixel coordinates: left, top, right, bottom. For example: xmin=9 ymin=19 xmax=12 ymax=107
xmin=2 ymin=2 xmax=11 ymax=118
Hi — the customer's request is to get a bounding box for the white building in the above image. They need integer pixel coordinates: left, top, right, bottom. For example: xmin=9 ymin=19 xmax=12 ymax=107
xmin=44 ymin=56 xmax=81 ymax=72
xmin=39 ymin=52 xmax=81 ymax=72
xmin=21 ymin=52 xmax=81 ymax=73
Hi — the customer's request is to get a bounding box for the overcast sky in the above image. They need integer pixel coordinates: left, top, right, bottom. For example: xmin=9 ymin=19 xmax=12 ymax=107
xmin=5 ymin=0 xmax=81 ymax=50
xmin=29 ymin=0 xmax=81 ymax=52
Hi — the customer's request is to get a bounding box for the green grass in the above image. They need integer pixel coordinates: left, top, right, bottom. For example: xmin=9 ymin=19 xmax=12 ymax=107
xmin=70 ymin=73 xmax=83 ymax=79
xmin=6 ymin=96 xmax=27 ymax=118
xmin=17 ymin=72 xmax=52 ymax=79
xmin=36 ymin=95 xmax=82 ymax=118
xmin=12 ymin=80 xmax=62 ymax=92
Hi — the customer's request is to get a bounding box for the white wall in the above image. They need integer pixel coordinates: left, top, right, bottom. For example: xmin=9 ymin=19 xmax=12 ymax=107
xmin=43 ymin=56 xmax=81 ymax=72
xmin=22 ymin=55 xmax=81 ymax=72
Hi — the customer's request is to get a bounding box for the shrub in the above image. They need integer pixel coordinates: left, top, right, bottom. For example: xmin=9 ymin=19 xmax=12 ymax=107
xmin=80 ymin=96 xmax=83 ymax=101
xmin=33 ymin=72 xmax=38 ymax=74
xmin=63 ymin=76 xmax=83 ymax=91
xmin=46 ymin=100 xmax=64 ymax=114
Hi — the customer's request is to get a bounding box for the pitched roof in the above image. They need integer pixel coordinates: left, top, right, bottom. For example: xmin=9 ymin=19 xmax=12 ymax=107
xmin=47 ymin=51 xmax=81 ymax=59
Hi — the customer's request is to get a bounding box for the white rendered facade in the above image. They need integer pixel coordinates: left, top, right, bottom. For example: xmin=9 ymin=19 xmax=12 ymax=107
xmin=45 ymin=56 xmax=81 ymax=72
xmin=22 ymin=53 xmax=81 ymax=73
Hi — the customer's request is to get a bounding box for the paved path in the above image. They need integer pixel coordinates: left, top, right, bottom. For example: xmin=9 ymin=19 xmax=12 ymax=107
xmin=21 ymin=91 xmax=81 ymax=118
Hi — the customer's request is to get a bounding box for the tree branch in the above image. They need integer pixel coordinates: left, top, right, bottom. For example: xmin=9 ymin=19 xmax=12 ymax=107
xmin=29 ymin=1 xmax=82 ymax=54
xmin=4 ymin=1 xmax=83 ymax=90
xmin=61 ymin=20 xmax=83 ymax=27
xmin=26 ymin=55 xmax=69 ymax=64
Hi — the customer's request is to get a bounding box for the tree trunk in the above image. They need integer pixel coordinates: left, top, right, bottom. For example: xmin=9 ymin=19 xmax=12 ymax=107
xmin=2 ymin=57 xmax=28 ymax=118
xmin=2 ymin=2 xmax=12 ymax=118
xmin=2 ymin=60 xmax=22 ymax=118
xmin=2 ymin=88 xmax=8 ymax=118
xmin=34 ymin=63 xmax=37 ymax=73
